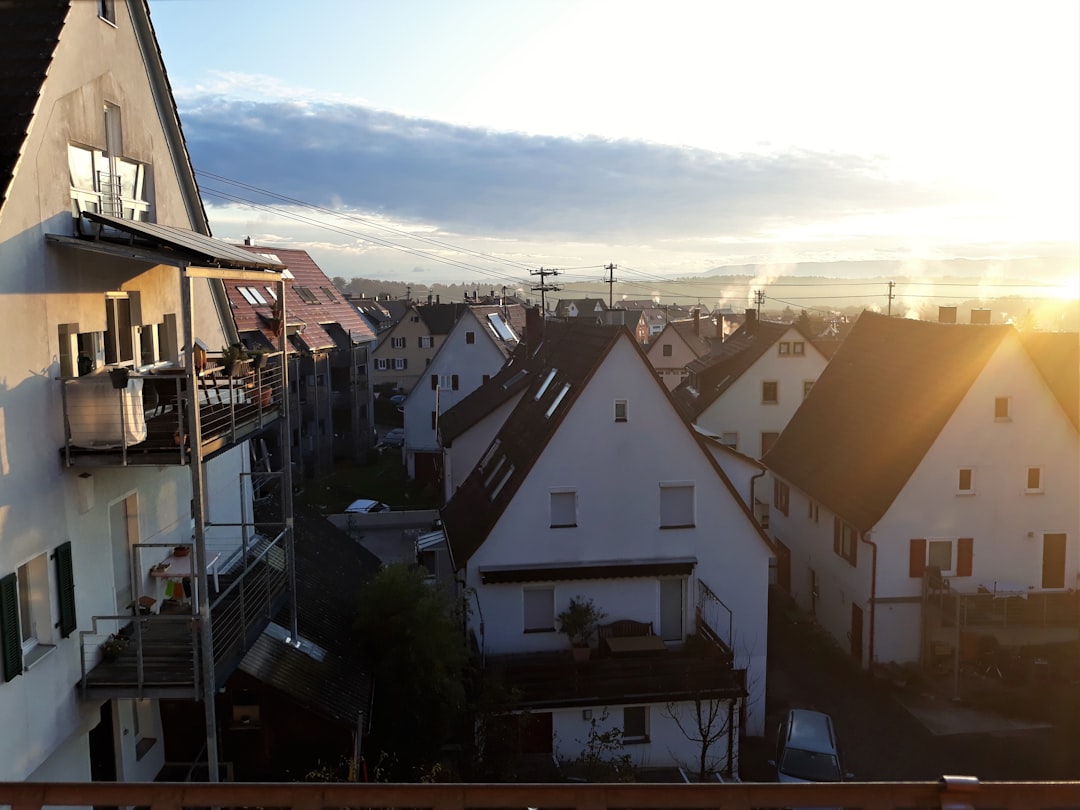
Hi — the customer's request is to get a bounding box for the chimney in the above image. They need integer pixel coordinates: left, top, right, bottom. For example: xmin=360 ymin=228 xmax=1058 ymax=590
xmin=744 ymin=308 xmax=757 ymax=333
xmin=436 ymin=294 xmax=440 ymax=304
xmin=938 ymin=306 xmax=957 ymax=324
xmin=716 ymin=315 xmax=724 ymax=340
xmin=525 ymin=305 xmax=542 ymax=348
xmin=693 ymin=309 xmax=700 ymax=335
xmin=243 ymin=236 xmax=252 ymax=246
xmin=427 ymin=294 xmax=432 ymax=305
xmin=970 ymin=308 xmax=991 ymax=324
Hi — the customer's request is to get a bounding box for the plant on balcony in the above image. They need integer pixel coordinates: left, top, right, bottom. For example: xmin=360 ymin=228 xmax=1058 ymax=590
xmin=219 ymin=343 xmax=248 ymax=377
xmin=100 ymin=633 xmax=131 ymax=663
xmin=557 ymin=596 xmax=606 ymax=658
xmin=249 ymin=345 xmax=272 ymax=371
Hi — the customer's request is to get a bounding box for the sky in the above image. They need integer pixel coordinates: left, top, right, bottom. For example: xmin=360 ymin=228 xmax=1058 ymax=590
xmin=150 ymin=0 xmax=1080 ymax=295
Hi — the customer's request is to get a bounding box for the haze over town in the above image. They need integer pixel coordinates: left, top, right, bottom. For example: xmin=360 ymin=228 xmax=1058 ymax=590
xmin=152 ymin=0 xmax=1079 ymax=302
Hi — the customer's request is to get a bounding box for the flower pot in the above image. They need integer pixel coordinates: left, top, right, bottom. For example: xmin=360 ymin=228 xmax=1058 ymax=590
xmin=258 ymin=386 xmax=272 ymax=408
xmin=108 ymin=367 xmax=130 ymax=390
xmin=252 ymin=352 xmax=268 ymax=370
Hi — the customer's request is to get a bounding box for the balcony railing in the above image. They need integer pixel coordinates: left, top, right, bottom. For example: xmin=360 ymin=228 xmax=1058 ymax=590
xmin=78 ymin=532 xmax=291 ymax=699
xmin=60 ymin=354 xmax=285 ymax=467
xmin=2 ymin=776 xmax=1077 ymax=809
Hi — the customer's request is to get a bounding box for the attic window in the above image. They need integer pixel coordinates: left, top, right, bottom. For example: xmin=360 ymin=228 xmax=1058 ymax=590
xmin=535 ymin=369 xmax=557 ymax=400
xmin=778 ymin=342 xmax=790 ymax=356
xmin=994 ymin=397 xmax=1011 ymax=420
xmin=264 ymin=286 xmax=278 ymax=301
xmin=614 ymin=400 xmax=628 ymax=422
xmin=793 ymin=341 xmax=805 ymax=355
xmin=320 ymin=287 xmax=339 ymax=303
xmin=490 ymin=465 xmax=515 ymax=500
xmin=237 ymin=286 xmax=268 ymax=305
xmin=294 ymin=286 xmax=319 ymax=304
xmin=544 ymin=384 xmax=570 ymax=419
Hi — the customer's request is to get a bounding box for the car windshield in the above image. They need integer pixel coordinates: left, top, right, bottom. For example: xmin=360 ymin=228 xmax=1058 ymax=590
xmin=779 ymin=748 xmax=841 ymax=782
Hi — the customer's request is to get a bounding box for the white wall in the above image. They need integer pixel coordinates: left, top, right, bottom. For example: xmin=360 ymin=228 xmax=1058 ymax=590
xmin=443 ymin=395 xmax=522 ymax=503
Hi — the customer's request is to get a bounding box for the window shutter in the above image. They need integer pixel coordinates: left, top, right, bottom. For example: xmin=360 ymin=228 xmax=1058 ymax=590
xmin=833 ymin=518 xmax=841 ymax=555
xmin=0 ymin=573 xmax=23 ymax=681
xmin=909 ymin=539 xmax=926 ymax=578
xmin=402 ymin=358 xmax=407 ymax=369
xmin=54 ymin=542 xmax=77 ymax=638
xmin=431 ymin=375 xmax=438 ymax=390
xmin=956 ymin=538 xmax=973 ymax=577
xmin=451 ymin=374 xmax=459 ymax=391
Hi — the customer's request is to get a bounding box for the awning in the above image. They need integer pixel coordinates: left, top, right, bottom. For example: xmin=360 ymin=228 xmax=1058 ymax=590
xmin=46 ymin=212 xmax=283 ymax=274
xmin=479 ymin=557 xmax=697 ymax=584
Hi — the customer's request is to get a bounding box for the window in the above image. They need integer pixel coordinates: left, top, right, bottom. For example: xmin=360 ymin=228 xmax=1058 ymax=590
xmin=761 ymin=432 xmax=779 ymax=457
xmin=803 ymin=380 xmax=815 ymax=399
xmin=523 ymin=588 xmax=554 ymax=632
xmin=778 ymin=342 xmax=790 ymax=356
xmin=465 ymin=331 xmax=475 ymax=345
xmin=550 ymin=489 xmax=577 ymax=527
xmin=544 ymin=384 xmax=570 ymax=419
xmin=69 ymin=134 xmax=151 ymax=222
xmin=490 ymin=464 xmax=515 ymax=500
xmin=104 ymin=294 xmax=135 ymax=365
xmin=1026 ymin=467 xmax=1043 ymax=493
xmin=762 ymin=381 xmax=778 ymax=404
xmin=721 ymin=432 xmax=738 ymax=448
xmin=294 ymin=286 xmax=319 ymax=304
xmin=264 ymin=285 xmax=278 ymax=301
xmin=482 ymin=374 xmax=491 ymax=384
xmin=98 ymin=0 xmax=115 ymax=23
xmin=535 ymin=369 xmax=557 ymax=400
xmin=773 ymin=480 xmax=789 ymax=516
xmin=957 ymin=468 xmax=974 ymax=494
xmin=659 ymin=482 xmax=695 ymax=528
xmin=623 ymin=706 xmax=649 ymax=743
xmin=833 ymin=518 xmax=858 ymax=566
xmin=419 ymin=335 xmax=434 ymax=348
xmin=793 ymin=341 xmax=805 ymax=356
xmin=391 ymin=336 xmax=406 ymax=349
xmin=320 ymin=286 xmax=338 ymax=302
xmin=614 ymin=400 xmax=628 ymax=422
xmin=1 ymin=550 xmax=62 ymax=680
xmin=375 ymin=358 xmax=388 ymax=371
xmin=909 ymin=538 xmax=973 ymax=577
xmin=807 ymin=499 xmax=819 ymax=523
xmin=237 ymin=286 xmax=268 ymax=305
xmin=392 ymin=358 xmax=407 ymax=370
xmin=662 ymin=343 xmax=673 ymax=357
xmin=994 ymin=397 xmax=1011 ymax=420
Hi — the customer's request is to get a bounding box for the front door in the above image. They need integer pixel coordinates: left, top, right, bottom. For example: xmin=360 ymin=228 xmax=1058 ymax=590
xmin=850 ymin=603 xmax=863 ymax=664
xmin=1042 ymin=533 xmax=1067 ymax=589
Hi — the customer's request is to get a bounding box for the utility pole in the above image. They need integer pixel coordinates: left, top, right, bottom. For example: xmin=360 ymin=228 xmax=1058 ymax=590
xmin=530 ymin=267 xmax=561 ymax=319
xmin=887 ymin=280 xmax=896 ymax=317
xmin=604 ymin=263 xmax=618 ymax=310
xmin=753 ymin=289 xmax=765 ymax=318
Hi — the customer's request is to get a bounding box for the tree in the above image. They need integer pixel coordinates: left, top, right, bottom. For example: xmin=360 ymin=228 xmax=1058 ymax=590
xmin=354 ymin=563 xmax=467 ymax=779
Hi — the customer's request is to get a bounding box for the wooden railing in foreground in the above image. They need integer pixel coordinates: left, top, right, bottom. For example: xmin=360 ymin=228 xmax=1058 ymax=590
xmin=3 ymin=776 xmax=1079 ymax=810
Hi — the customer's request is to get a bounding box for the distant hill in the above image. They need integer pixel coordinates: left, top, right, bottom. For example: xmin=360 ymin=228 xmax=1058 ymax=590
xmin=700 ymin=257 xmax=1078 ymax=281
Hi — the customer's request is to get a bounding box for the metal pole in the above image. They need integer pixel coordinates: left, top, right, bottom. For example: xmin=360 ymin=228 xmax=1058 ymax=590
xmin=278 ymin=277 xmax=298 ymax=643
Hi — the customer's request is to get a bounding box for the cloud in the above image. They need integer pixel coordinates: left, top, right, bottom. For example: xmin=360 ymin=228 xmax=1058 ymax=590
xmin=179 ymin=96 xmax=957 ymax=246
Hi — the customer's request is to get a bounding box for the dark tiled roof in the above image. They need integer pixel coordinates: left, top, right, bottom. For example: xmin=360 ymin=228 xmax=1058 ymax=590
xmin=0 ymin=0 xmax=68 ymax=214
xmin=232 ymin=246 xmax=375 ymax=350
xmin=238 ymin=506 xmax=376 ymax=726
xmin=470 ymin=303 xmax=529 ymax=358
xmin=417 ymin=302 xmax=468 ymax=335
xmin=554 ymin=298 xmax=608 ymax=317
xmin=441 ymin=321 xmax=624 ymax=565
xmin=763 ymin=312 xmax=1011 ymax=530
xmin=1020 ymin=331 xmax=1079 ymax=431
xmin=669 ymin=319 xmax=714 ymax=359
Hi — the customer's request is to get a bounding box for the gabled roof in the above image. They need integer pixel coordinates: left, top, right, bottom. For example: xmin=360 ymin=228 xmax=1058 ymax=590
xmin=763 ymin=312 xmax=1012 ymax=531
xmin=441 ymin=321 xmax=624 ymax=564
xmin=671 ymin=319 xmax=800 ymax=418
xmin=467 ymin=304 xmax=529 ymax=358
xmin=553 ymin=298 xmax=608 ymax=318
xmin=0 ymin=0 xmax=68 ymax=215
xmin=437 ymin=343 xmax=535 ymax=443
xmin=659 ymin=319 xmax=714 ymax=359
xmin=232 ymin=245 xmax=375 ymax=351
xmin=1020 ymin=331 xmax=1079 ymax=431
xmin=417 ymin=302 xmax=469 ymax=334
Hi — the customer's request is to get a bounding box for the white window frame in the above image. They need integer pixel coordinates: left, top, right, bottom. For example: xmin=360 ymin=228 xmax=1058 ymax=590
xmin=544 ymin=383 xmax=570 ymax=418
xmin=927 ymin=538 xmax=956 ymax=575
xmin=392 ymin=358 xmax=406 ymax=371
xmin=793 ymin=341 xmax=805 ymax=355
xmin=438 ymin=373 xmax=454 ymax=389
xmin=659 ymin=482 xmax=695 ymax=528
xmin=420 ymin=335 xmax=434 ymax=349
xmin=17 ymin=553 xmax=55 ymax=664
xmin=391 ymin=336 xmax=406 ymax=349
xmin=523 ymin=587 xmax=555 ymax=633
xmin=535 ymin=369 xmax=557 ymax=400
xmin=957 ymin=467 xmax=975 ymax=495
xmin=778 ymin=342 xmax=791 ymax=356
xmin=550 ymin=489 xmax=577 ymax=528
xmin=375 ymin=358 xmax=388 ymax=371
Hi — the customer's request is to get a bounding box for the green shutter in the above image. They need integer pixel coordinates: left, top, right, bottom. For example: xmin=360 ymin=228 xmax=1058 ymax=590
xmin=54 ymin=542 xmax=77 ymax=639
xmin=0 ymin=573 xmax=23 ymax=681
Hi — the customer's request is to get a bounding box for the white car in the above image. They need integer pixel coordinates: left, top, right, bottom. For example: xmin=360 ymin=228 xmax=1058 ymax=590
xmin=381 ymin=428 xmax=405 ymax=447
xmin=344 ymin=498 xmax=391 ymax=514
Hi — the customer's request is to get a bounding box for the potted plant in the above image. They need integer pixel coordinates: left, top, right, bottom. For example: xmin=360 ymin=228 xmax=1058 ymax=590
xmin=249 ymin=345 xmax=271 ymax=371
xmin=108 ymin=366 xmax=130 ymax=390
xmin=219 ymin=344 xmax=248 ymax=377
xmin=557 ymin=596 xmax=606 ymax=662
xmin=100 ymin=633 xmax=131 ymax=663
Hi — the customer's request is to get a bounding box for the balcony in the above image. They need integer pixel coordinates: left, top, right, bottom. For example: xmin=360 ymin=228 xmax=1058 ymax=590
xmin=60 ymin=354 xmax=285 ymax=467
xmin=77 ymin=533 xmax=290 ymax=700
xmin=1 ymin=775 xmax=1075 ymax=809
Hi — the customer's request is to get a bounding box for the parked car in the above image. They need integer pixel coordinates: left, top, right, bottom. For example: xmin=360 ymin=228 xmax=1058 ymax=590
xmin=771 ymin=709 xmax=850 ymax=783
xmin=345 ymin=498 xmax=391 ymax=514
xmin=389 ymin=394 xmax=407 ymax=405
xmin=381 ymin=428 xmax=405 ymax=447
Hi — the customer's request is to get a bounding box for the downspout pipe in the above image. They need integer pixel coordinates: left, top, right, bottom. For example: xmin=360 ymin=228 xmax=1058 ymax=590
xmin=749 ymin=467 xmax=767 ymax=523
xmin=859 ymin=530 xmax=878 ymax=673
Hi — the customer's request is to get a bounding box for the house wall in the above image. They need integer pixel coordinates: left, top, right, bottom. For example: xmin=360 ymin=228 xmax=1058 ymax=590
xmin=0 ymin=0 xmax=245 ymax=782
xmin=697 ymin=328 xmax=827 ymax=458
xmin=463 ymin=336 xmax=771 ymax=739
xmin=442 ymin=395 xmax=523 ymax=503
xmin=646 ymin=323 xmax=699 ymax=391
xmin=371 ymin=307 xmax=443 ymax=392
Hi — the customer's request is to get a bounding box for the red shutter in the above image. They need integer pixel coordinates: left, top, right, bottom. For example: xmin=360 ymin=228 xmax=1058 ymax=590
xmin=452 ymin=374 xmax=459 ymax=390
xmin=431 ymin=375 xmax=438 ymax=390
xmin=956 ymin=538 xmax=973 ymax=577
xmin=909 ymin=539 xmax=926 ymax=578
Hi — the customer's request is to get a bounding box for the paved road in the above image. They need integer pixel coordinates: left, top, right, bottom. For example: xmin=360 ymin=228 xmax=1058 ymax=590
xmin=742 ymin=590 xmax=1080 ymax=782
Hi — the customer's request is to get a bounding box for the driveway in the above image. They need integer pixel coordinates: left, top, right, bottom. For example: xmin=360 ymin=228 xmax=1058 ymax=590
xmin=741 ymin=589 xmax=1080 ymax=782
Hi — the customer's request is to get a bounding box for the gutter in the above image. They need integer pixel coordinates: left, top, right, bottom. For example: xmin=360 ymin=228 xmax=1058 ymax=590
xmin=749 ymin=467 xmax=766 ymax=525
xmin=859 ymin=530 xmax=878 ymax=672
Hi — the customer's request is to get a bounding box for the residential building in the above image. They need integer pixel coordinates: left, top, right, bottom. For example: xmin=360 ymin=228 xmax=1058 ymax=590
xmin=230 ymin=244 xmax=377 ymax=475
xmin=401 ymin=304 xmax=528 ymax=487
xmin=763 ymin=311 xmax=1078 ymax=671
xmin=552 ymin=297 xmax=608 ymax=320
xmin=441 ymin=321 xmax=773 ymax=774
xmin=645 ymin=312 xmax=717 ymax=390
xmin=0 ymin=0 xmax=293 ymax=783
xmin=672 ymin=311 xmax=829 ymax=459
xmin=370 ymin=301 xmax=466 ymax=393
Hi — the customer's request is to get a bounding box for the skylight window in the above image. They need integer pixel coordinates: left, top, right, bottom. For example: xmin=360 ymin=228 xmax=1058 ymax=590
xmin=237 ymin=286 xmax=268 ymax=305
xmin=478 ymin=439 xmax=502 ymax=471
xmin=321 ymin=286 xmax=339 ymax=303
xmin=484 ymin=456 xmax=507 ymax=489
xmin=490 ymin=465 xmax=515 ymax=500
xmin=544 ymin=383 xmax=571 ymax=418
xmin=535 ymin=369 xmax=557 ymax=400
xmin=487 ymin=312 xmax=517 ymax=342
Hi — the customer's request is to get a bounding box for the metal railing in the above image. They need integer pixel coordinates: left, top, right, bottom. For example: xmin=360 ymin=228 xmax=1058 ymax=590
xmin=2 ymin=776 xmax=1079 ymax=809
xmin=696 ymin=578 xmax=734 ymax=652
